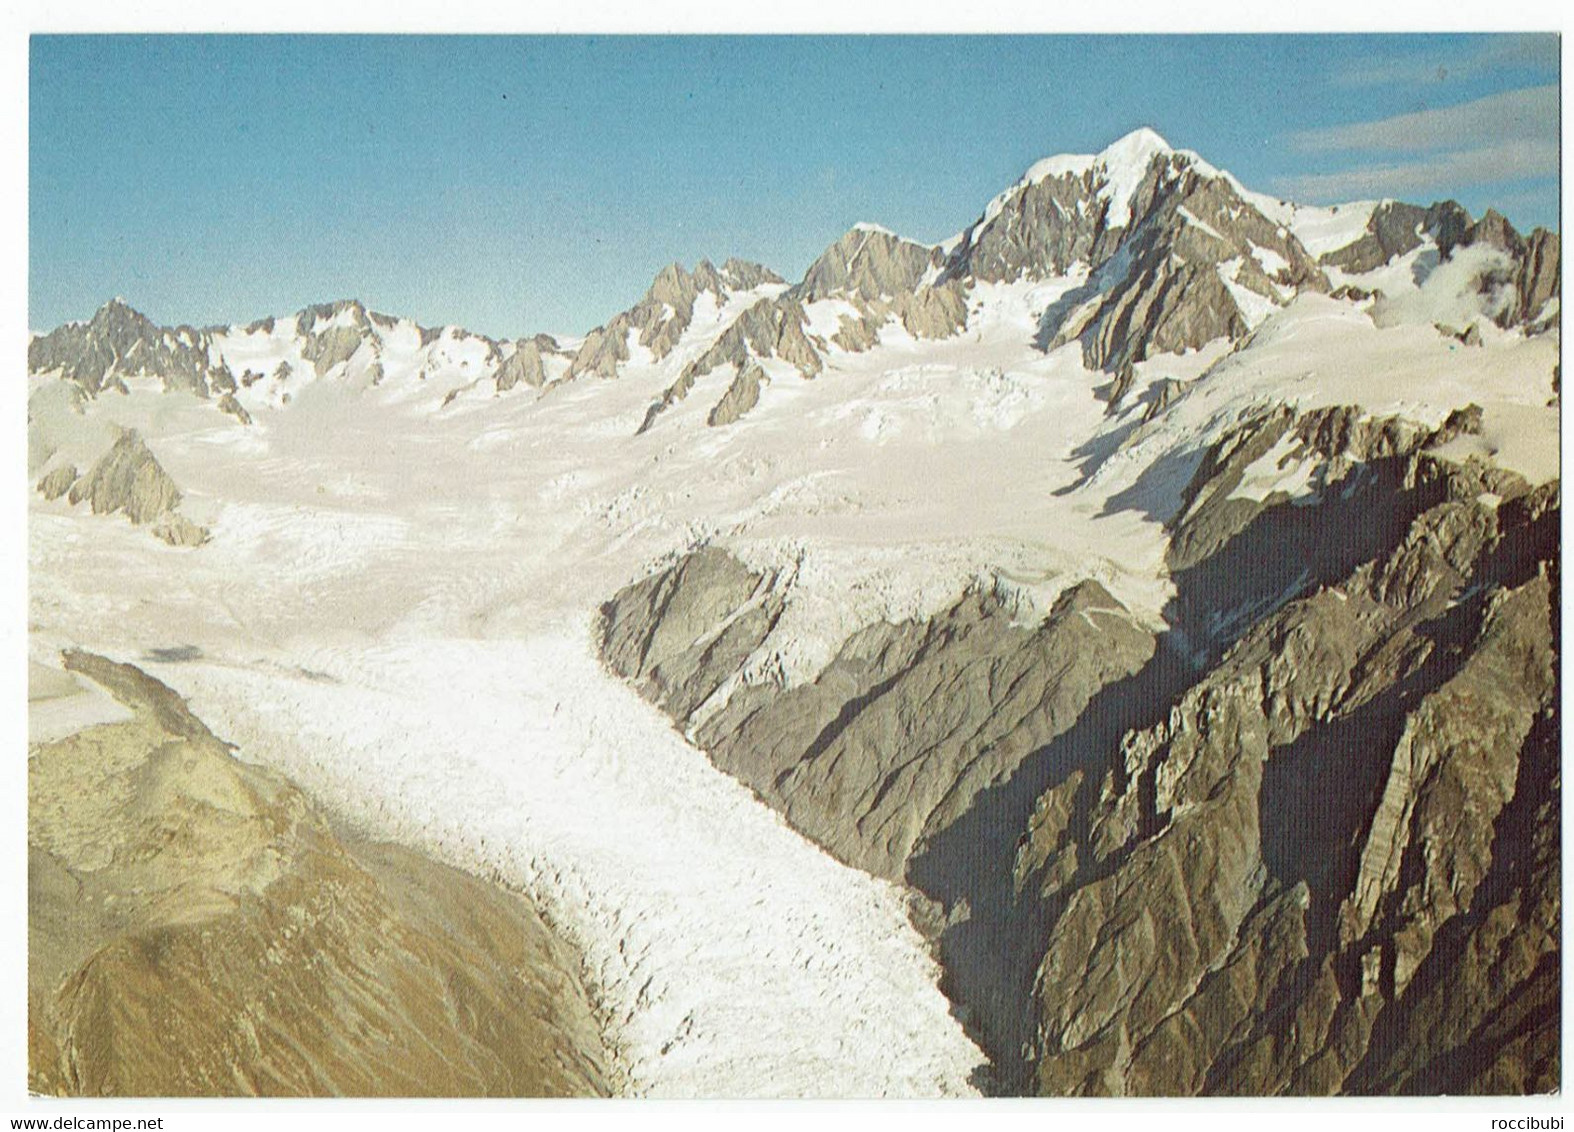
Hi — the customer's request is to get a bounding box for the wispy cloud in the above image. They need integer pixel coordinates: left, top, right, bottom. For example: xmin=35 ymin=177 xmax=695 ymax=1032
xmin=1276 ymin=83 xmax=1559 ymax=207
xmin=1333 ymin=33 xmax=1558 ymax=88
xmin=1288 ymin=85 xmax=1557 ymax=154
xmin=1276 ymin=139 xmax=1559 ymax=202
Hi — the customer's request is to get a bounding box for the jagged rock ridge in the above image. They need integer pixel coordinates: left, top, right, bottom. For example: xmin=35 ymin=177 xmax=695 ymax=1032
xmin=1325 ymin=202 xmax=1561 ymax=329
xmin=31 ymin=296 xmax=563 ymax=408
xmin=28 ymin=298 xmax=237 ymax=398
xmin=565 ymin=258 xmax=787 ymax=381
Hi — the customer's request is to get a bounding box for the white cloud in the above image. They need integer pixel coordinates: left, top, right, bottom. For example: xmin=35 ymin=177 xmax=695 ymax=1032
xmin=1277 ymin=82 xmax=1558 ymax=208
xmin=1288 ymin=85 xmax=1557 ymax=153
xmin=1275 ymin=138 xmax=1558 ymax=203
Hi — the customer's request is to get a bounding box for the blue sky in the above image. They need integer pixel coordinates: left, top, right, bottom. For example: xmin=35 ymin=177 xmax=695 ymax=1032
xmin=29 ymin=34 xmax=1560 ymax=338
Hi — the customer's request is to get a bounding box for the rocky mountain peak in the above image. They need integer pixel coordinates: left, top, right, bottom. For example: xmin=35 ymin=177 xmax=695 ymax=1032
xmin=1044 ymin=161 xmax=1330 ymax=373
xmin=293 ymin=298 xmax=373 ymax=338
xmin=690 ymin=258 xmax=726 ymax=293
xmin=644 ymin=258 xmax=784 ymax=305
xmin=292 ymin=299 xmax=381 ymax=376
xmin=645 ymin=260 xmax=726 ymax=311
xmin=719 ymin=258 xmax=786 ymax=290
xmin=565 ymin=256 xmax=789 ymax=381
xmin=30 ymin=298 xmax=230 ymax=398
xmin=795 ymin=224 xmax=943 ymax=305
xmin=943 ymin=132 xmax=1189 ymax=287
xmin=1007 ymin=126 xmax=1175 ymax=203
xmin=90 ymin=296 xmax=152 ymax=327
xmin=637 ymin=130 xmax=1356 ymax=428
xmin=80 ymin=297 xmax=165 ymax=353
xmin=1090 ymin=126 xmax=1176 ymax=207
xmin=1472 ymin=208 xmax=1518 ymax=249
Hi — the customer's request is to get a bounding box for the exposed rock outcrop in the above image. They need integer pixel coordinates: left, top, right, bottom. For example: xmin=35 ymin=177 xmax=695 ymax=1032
xmin=1518 ymin=228 xmax=1562 ymax=324
xmin=637 ymin=292 xmax=824 ymax=432
xmin=716 ymin=257 xmax=782 ymax=291
xmin=946 ymin=164 xmax=1115 ymax=285
xmin=565 ymin=259 xmax=785 ymax=381
xmin=897 ymin=278 xmax=970 ymax=340
xmin=36 ymin=464 xmax=78 ymax=501
xmin=831 ymin=312 xmax=882 ymax=352
xmin=63 ymin=430 xmax=209 ymax=546
xmin=636 ymin=228 xmax=973 ymax=432
xmin=297 ymin=301 xmax=382 ymax=376
xmin=1321 ymin=200 xmax=1474 ymax=273
xmin=707 ymin=363 xmax=767 ymax=427
xmin=1449 ymin=211 xmax=1562 ymax=329
xmin=29 ymin=652 xmax=611 ymax=1097
xmin=797 ymin=225 xmax=942 ymax=305
xmin=1471 ymin=216 xmax=1562 ymax=328
xmin=493 ymin=334 xmax=563 ymax=392
xmin=68 ymin=430 xmax=183 ymax=525
xmin=294 ymin=299 xmax=355 ymax=349
xmin=688 ymin=289 xmax=822 ymax=378
xmin=217 ymin=392 xmax=253 ymax=425
xmin=797 ymin=226 xmax=968 ymax=348
xmin=606 ymin=561 xmax=1155 ymax=884
xmin=151 ymin=513 xmax=212 ymax=548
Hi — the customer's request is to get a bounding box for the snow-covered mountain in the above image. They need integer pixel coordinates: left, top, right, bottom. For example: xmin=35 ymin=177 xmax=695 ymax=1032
xmin=28 ymin=128 xmax=1561 ymax=1098
xmin=29 ymin=294 xmax=547 ymax=416
xmin=31 ymin=129 xmax=1559 ymax=441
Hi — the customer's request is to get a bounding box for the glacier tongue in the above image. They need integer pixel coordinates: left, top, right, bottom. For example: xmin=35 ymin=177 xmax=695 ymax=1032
xmin=146 ymin=621 xmax=987 ymax=1098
